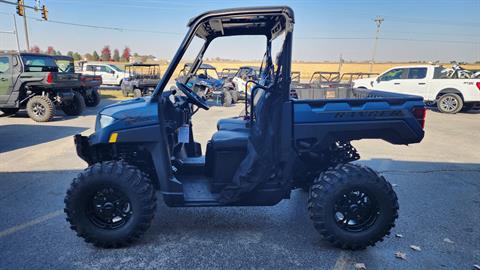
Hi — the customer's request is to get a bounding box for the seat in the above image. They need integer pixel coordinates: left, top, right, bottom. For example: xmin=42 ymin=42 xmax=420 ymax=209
xmin=209 ymin=129 xmax=249 ymax=149
xmin=216 ymin=117 xmax=248 ymax=131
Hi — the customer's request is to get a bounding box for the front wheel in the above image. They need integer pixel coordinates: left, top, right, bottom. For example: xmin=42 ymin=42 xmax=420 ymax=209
xmin=64 ymin=161 xmax=156 ymax=248
xmin=222 ymin=90 xmax=233 ymax=107
xmin=308 ymin=163 xmax=398 ymax=250
xmin=437 ymin=93 xmax=463 ymax=114
xmin=133 ymin=89 xmax=143 ymax=98
xmin=229 ymin=89 xmax=239 ymax=103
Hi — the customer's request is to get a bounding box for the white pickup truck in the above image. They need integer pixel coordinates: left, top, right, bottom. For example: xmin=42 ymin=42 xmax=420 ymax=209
xmin=76 ymin=62 xmax=128 ymax=86
xmin=353 ymin=65 xmax=480 ymax=113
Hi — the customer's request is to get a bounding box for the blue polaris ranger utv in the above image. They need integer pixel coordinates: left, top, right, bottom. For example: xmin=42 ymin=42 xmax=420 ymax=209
xmin=65 ymin=7 xmax=426 ymax=249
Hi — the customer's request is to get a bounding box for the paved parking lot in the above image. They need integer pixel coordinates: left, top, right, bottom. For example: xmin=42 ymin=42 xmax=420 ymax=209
xmin=0 ymin=98 xmax=479 ymax=270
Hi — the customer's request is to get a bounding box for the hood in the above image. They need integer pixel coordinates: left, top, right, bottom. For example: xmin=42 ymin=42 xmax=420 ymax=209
xmin=99 ymin=97 xmax=158 ymax=127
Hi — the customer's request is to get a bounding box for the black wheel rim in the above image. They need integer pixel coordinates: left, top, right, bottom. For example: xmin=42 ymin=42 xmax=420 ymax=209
xmin=32 ymin=102 xmax=46 ymax=117
xmin=87 ymin=187 xmax=132 ymax=229
xmin=333 ymin=189 xmax=379 ymax=232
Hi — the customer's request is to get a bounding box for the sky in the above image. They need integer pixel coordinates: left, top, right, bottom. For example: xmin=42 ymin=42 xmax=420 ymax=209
xmin=0 ymin=0 xmax=479 ymax=62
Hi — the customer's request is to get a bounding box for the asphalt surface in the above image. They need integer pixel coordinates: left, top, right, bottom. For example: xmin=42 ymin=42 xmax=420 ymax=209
xmin=0 ymin=98 xmax=479 ymax=270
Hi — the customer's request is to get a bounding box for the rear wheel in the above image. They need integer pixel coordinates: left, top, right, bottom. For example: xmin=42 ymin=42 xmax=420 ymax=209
xmin=133 ymin=89 xmax=143 ymax=98
xmin=222 ymin=90 xmax=232 ymax=107
xmin=62 ymin=92 xmax=86 ymax=116
xmin=229 ymin=89 xmax=239 ymax=103
xmin=308 ymin=163 xmax=398 ymax=250
xmin=437 ymin=93 xmax=463 ymax=114
xmin=64 ymin=161 xmax=156 ymax=248
xmin=0 ymin=108 xmax=19 ymax=115
xmin=26 ymin=95 xmax=55 ymax=122
xmin=85 ymin=89 xmax=101 ymax=107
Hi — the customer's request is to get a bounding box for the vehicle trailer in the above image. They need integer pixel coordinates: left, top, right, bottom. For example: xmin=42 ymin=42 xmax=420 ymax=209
xmin=53 ymin=55 xmax=102 ymax=107
xmin=65 ymin=6 xmax=425 ymax=250
xmin=0 ymin=53 xmax=85 ymax=122
xmin=121 ymin=64 xmax=161 ymax=98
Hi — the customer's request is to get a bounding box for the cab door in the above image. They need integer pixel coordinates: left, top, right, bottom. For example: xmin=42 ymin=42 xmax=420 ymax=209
xmin=401 ymin=67 xmax=428 ymax=98
xmin=370 ymin=68 xmax=407 ymax=93
xmin=0 ymin=56 xmax=14 ymax=103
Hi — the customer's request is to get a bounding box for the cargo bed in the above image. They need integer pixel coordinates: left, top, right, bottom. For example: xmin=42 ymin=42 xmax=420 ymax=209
xmin=292 ymin=87 xmax=426 ymax=149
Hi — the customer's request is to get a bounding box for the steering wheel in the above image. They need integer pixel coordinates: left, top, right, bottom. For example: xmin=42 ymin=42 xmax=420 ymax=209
xmin=176 ymin=81 xmax=210 ymax=110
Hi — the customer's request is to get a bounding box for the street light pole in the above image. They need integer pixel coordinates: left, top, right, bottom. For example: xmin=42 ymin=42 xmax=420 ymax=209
xmin=369 ymin=16 xmax=384 ymax=73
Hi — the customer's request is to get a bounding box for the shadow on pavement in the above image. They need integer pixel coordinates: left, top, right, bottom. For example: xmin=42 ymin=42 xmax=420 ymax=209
xmin=0 ymin=159 xmax=478 ymax=269
xmin=0 ymin=124 xmax=87 ymax=153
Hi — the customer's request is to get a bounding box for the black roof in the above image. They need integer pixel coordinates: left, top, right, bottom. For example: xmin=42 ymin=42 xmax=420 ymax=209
xmin=187 ymin=6 xmax=294 ymax=40
xmin=125 ymin=63 xmax=160 ymax=67
xmin=185 ymin=63 xmax=216 ymax=70
xmin=52 ymin=55 xmax=74 ymax=61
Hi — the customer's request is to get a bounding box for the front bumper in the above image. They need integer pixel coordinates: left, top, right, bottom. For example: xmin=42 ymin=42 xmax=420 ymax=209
xmin=74 ymin=134 xmax=92 ymax=164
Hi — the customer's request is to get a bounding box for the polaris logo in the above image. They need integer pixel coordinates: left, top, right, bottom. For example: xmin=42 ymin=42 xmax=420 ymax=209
xmin=334 ymin=110 xmax=404 ymax=118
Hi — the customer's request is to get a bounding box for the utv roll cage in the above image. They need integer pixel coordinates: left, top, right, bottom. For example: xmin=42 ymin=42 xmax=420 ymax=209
xmin=124 ymin=63 xmax=161 ymax=79
xmin=152 ymin=6 xmax=294 ymax=100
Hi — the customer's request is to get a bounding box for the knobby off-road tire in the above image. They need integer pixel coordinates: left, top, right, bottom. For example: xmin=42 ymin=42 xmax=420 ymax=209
xmin=64 ymin=161 xmax=156 ymax=248
xmin=229 ymin=89 xmax=239 ymax=103
xmin=62 ymin=92 xmax=86 ymax=116
xmin=308 ymin=163 xmax=398 ymax=250
xmin=437 ymin=93 xmax=463 ymax=114
xmin=85 ymin=89 xmax=101 ymax=107
xmin=133 ymin=89 xmax=143 ymax=98
xmin=0 ymin=108 xmax=19 ymax=116
xmin=222 ymin=90 xmax=233 ymax=107
xmin=26 ymin=95 xmax=55 ymax=122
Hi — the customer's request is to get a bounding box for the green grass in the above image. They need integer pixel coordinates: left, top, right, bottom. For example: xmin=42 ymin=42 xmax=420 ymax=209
xmin=99 ymin=89 xmax=129 ymax=100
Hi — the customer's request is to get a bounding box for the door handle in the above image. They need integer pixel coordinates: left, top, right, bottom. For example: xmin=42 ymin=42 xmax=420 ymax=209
xmin=418 ymin=83 xmax=426 ymax=85
xmin=394 ymin=82 xmax=400 ymax=85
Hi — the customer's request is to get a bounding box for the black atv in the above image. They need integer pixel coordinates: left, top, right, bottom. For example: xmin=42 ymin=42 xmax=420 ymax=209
xmin=121 ymin=63 xmax=161 ymax=98
xmin=0 ymin=53 xmax=84 ymax=122
xmin=65 ymin=7 xmax=426 ymax=249
xmin=53 ymin=55 xmax=102 ymax=107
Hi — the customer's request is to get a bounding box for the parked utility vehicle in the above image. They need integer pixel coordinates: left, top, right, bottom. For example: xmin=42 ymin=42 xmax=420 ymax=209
xmin=53 ymin=55 xmax=102 ymax=107
xmin=225 ymin=66 xmax=260 ymax=101
xmin=65 ymin=7 xmax=426 ymax=250
xmin=0 ymin=52 xmax=85 ymax=122
xmin=78 ymin=62 xmax=128 ymax=86
xmin=353 ymin=65 xmax=480 ymax=113
xmin=121 ymin=64 xmax=161 ymax=97
xmin=175 ymin=63 xmax=233 ymax=106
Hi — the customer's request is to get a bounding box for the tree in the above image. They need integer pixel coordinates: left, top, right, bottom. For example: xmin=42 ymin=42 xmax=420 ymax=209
xmin=84 ymin=53 xmax=93 ymax=61
xmin=46 ymin=46 xmax=55 ymax=55
xmin=113 ymin=49 xmax=120 ymax=62
xmin=73 ymin=52 xmax=82 ymax=61
xmin=92 ymin=51 xmax=100 ymax=61
xmin=101 ymin=46 xmax=111 ymax=61
xmin=30 ymin=46 xmax=40 ymax=53
xmin=67 ymin=51 xmax=74 ymax=57
xmin=121 ymin=47 xmax=131 ymax=62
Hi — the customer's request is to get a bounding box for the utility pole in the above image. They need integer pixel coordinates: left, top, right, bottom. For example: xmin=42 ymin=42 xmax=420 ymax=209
xmin=369 ymin=16 xmax=384 ymax=73
xmin=13 ymin=14 xmax=21 ymax=52
xmin=23 ymin=7 xmax=30 ymax=50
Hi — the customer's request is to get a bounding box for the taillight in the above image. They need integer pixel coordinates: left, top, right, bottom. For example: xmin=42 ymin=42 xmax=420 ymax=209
xmin=476 ymin=82 xmax=480 ymax=90
xmin=46 ymin=72 xmax=53 ymax=84
xmin=412 ymin=107 xmax=426 ymax=129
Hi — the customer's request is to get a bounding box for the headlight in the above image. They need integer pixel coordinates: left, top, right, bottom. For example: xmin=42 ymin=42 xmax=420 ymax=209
xmin=98 ymin=115 xmax=116 ymax=129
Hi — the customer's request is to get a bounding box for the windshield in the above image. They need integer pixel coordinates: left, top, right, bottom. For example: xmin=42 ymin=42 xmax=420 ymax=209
xmin=21 ymin=55 xmax=58 ymax=72
xmin=203 ymin=68 xmax=219 ymax=79
xmin=55 ymin=59 xmax=75 ymax=73
xmin=108 ymin=65 xmax=124 ymax=72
